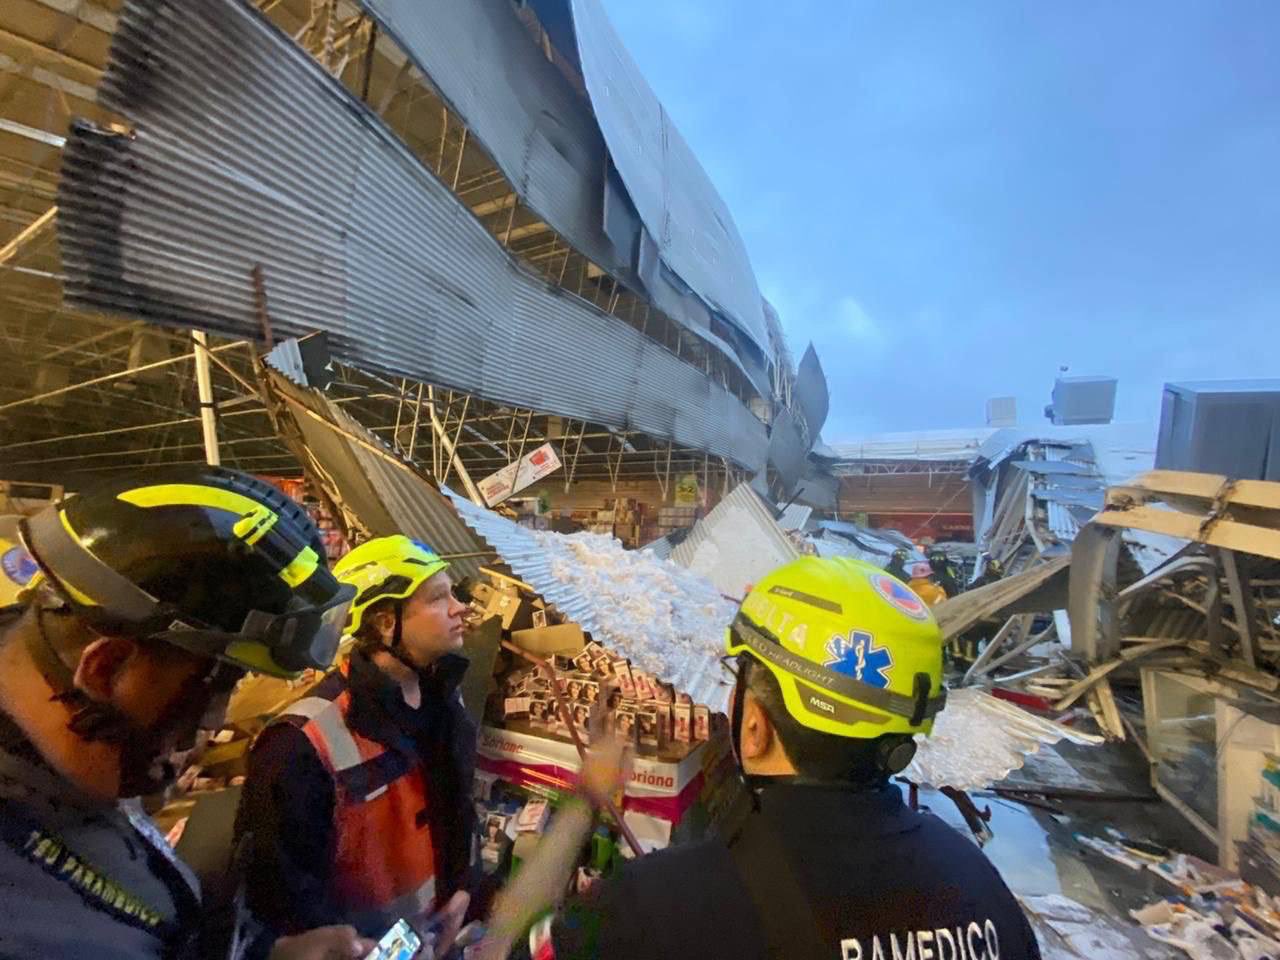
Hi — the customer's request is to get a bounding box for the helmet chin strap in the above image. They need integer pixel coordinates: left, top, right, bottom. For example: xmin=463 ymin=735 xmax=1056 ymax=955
xmin=26 ymin=605 xmax=209 ymax=796
xmin=731 ymin=656 xmax=918 ymax=796
xmin=381 ymin=601 xmax=422 ymax=673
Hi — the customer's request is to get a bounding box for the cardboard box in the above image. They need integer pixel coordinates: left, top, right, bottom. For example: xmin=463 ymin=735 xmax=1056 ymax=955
xmin=485 ymin=590 xmax=536 ymax=631
xmin=511 ymin=623 xmax=586 ymax=657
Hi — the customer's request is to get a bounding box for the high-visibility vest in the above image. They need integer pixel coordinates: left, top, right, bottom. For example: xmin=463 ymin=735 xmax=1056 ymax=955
xmin=276 ymin=662 xmax=439 ymax=932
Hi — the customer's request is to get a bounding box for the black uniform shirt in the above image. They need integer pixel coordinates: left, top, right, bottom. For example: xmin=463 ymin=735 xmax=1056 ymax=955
xmin=0 ymin=710 xmax=200 ymax=960
xmin=539 ymin=781 xmax=1041 ymax=960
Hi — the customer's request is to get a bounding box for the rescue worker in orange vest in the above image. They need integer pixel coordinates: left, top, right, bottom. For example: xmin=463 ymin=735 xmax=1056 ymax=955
xmin=906 ymin=561 xmax=948 ymax=608
xmin=238 ymin=536 xmax=478 ymax=950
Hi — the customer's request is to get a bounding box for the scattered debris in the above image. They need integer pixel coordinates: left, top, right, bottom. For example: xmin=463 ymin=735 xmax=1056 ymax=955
xmin=902 ymin=687 xmax=1102 ymax=793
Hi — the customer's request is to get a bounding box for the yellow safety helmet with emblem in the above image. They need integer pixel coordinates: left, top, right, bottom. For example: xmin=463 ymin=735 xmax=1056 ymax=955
xmin=333 ymin=535 xmax=449 ymax=638
xmin=17 ymin=467 xmax=355 ymax=679
xmin=725 ymin=556 xmax=946 ymax=740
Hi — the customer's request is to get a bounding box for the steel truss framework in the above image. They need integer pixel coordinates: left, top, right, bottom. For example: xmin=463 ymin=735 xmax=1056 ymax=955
xmin=0 ymin=0 xmax=766 ymax=497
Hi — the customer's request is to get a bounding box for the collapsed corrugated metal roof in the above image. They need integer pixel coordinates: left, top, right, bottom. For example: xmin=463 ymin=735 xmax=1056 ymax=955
xmin=791 ymin=465 xmax=839 ymax=511
xmin=566 ymin=0 xmax=769 ymax=355
xmin=969 ymin=423 xmax=1178 ymax=576
xmin=265 ymin=371 xmax=492 ymax=579
xmin=777 ymin=503 xmax=813 ymax=532
xmin=441 ymin=488 xmax=736 ymax=710
xmin=670 ymin=483 xmax=799 ymax=600
xmin=766 ymin=408 xmax=809 ymax=494
xmin=56 ymin=0 xmax=768 ymax=473
xmin=815 ymin=520 xmax=921 ymax=565
xmin=349 ymin=0 xmax=767 ymax=399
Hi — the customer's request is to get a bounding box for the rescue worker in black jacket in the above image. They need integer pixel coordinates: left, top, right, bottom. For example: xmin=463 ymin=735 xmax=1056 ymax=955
xmin=0 ymin=466 xmax=371 ymax=960
xmin=928 ymin=548 xmax=963 ymax=599
xmin=513 ymin=557 xmax=1041 ymax=960
xmin=238 ymin=536 xmax=479 ymax=949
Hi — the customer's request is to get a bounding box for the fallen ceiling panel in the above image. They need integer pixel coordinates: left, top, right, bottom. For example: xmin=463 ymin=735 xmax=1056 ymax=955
xmin=670 ymin=483 xmax=799 ymax=600
xmin=56 ymin=0 xmax=767 ymax=472
xmin=266 ymin=371 xmax=492 ymax=580
xmin=932 ymin=555 xmax=1072 ymax=642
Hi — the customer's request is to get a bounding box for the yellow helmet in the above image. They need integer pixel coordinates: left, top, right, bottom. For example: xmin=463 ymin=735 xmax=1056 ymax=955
xmin=725 ymin=556 xmax=946 ymax=739
xmin=333 ymin=536 xmax=449 ymax=637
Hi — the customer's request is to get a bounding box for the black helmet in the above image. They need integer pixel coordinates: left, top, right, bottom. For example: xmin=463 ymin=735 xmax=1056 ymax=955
xmin=19 ymin=466 xmax=355 ymax=678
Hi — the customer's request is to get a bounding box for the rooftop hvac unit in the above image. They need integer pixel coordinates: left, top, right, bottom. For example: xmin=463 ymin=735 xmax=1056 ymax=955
xmin=1045 ymin=376 xmax=1116 ymax=425
xmin=1155 ymin=379 xmax=1280 ymax=481
xmin=985 ymin=396 xmax=1017 ymax=427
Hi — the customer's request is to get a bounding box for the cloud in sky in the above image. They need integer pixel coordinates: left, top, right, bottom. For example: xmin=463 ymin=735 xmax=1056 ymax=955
xmin=835 ymin=296 xmax=882 ymax=346
xmin=601 ymin=0 xmax=1280 ymax=441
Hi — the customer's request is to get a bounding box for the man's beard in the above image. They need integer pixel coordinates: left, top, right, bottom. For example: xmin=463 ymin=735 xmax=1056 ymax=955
xmin=63 ymin=693 xmax=209 ymax=798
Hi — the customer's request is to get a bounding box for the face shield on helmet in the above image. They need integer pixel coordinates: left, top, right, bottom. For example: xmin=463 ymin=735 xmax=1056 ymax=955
xmin=17 ymin=470 xmax=355 ymax=679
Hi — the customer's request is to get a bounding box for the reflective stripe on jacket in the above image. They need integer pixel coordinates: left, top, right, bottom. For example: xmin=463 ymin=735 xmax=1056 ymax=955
xmin=275 ymin=661 xmax=439 ymax=932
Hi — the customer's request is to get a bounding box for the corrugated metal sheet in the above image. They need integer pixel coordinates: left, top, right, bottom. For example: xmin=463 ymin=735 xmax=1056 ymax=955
xmin=266 ymin=372 xmax=492 ymax=579
xmin=640 ymin=533 xmax=675 ymax=560
xmin=767 ymin=408 xmax=808 ymax=494
xmin=670 ymin=483 xmax=799 ymax=600
xmin=440 ymin=488 xmax=734 ymax=709
xmin=568 ymin=0 xmax=768 ymax=354
xmin=816 ymin=521 xmax=920 ymax=561
xmin=777 ymin=503 xmax=813 ymax=532
xmin=793 ymin=344 xmax=830 ymax=440
xmin=57 ymin=0 xmax=767 ymax=472
xmin=811 ymin=533 xmax=880 ymax=565
xmin=355 ymin=0 xmax=771 ymax=393
xmin=356 ymin=0 xmax=624 ymax=288
xmin=972 ymin=425 xmax=1178 ymax=576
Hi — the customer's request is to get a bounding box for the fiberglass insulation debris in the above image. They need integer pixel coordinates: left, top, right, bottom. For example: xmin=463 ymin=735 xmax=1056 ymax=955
xmin=534 ymin=530 xmax=739 ymax=712
xmin=903 ymin=688 xmax=1103 ymax=791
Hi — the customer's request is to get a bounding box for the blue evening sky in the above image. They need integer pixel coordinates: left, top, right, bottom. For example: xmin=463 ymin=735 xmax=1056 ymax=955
xmin=599 ymin=0 xmax=1280 ymax=440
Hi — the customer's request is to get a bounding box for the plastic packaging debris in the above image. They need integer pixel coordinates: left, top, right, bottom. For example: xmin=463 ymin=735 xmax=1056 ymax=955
xmin=1076 ymin=832 xmax=1149 ymax=870
xmin=1143 ymin=914 xmax=1238 ymax=960
xmin=1023 ymin=893 xmax=1163 ymax=959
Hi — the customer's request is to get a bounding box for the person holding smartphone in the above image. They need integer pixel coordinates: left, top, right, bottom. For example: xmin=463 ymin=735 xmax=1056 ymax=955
xmin=238 ymin=537 xmax=480 ymax=950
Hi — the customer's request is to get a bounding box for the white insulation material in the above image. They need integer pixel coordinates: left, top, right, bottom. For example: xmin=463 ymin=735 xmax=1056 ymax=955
xmin=534 ymin=529 xmax=739 ymax=711
xmin=905 ymin=688 xmax=1103 ymax=791
xmin=444 ymin=489 xmax=737 ymax=711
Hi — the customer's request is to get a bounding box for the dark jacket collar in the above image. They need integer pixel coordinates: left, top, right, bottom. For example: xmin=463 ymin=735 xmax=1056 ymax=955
xmin=344 ymin=650 xmax=470 ymax=748
xmin=754 ymin=780 xmax=920 ymax=838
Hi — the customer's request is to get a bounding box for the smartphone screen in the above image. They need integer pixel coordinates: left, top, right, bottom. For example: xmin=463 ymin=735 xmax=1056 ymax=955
xmin=363 ymin=919 xmax=423 ymax=960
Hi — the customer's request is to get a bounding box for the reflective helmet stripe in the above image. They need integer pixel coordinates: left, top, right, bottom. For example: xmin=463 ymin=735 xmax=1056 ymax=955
xmin=731 ymin=616 xmax=947 ymax=722
xmin=116 ymin=483 xmax=272 ymax=518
